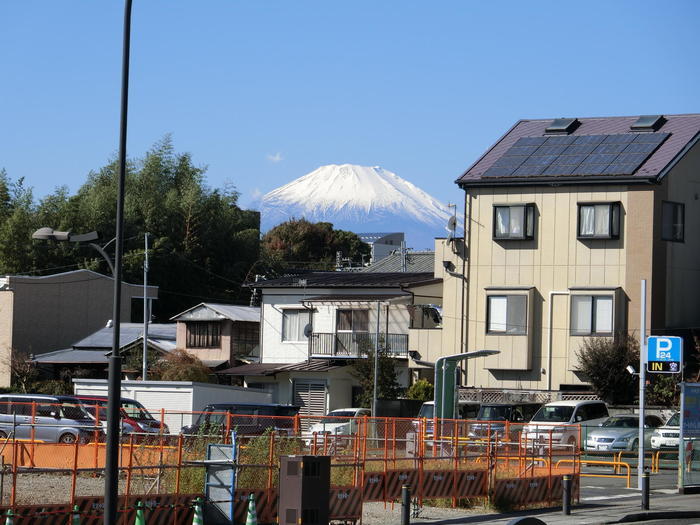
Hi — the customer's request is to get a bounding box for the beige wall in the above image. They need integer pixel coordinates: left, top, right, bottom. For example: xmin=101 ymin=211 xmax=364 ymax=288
xmin=0 ymin=292 xmax=13 ymax=388
xmin=178 ymin=319 xmax=234 ymax=364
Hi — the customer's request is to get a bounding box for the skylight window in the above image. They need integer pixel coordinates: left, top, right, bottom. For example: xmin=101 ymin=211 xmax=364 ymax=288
xmin=630 ymin=115 xmax=666 ymax=132
xmin=545 ymin=118 xmax=580 ymax=135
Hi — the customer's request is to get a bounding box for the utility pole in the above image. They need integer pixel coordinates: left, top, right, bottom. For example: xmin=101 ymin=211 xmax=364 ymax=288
xmin=142 ymin=232 xmax=149 ymax=380
xmin=400 ymin=241 xmax=407 ymax=272
xmin=638 ymin=279 xmax=647 ymax=489
xmin=372 ymin=301 xmax=381 ymax=416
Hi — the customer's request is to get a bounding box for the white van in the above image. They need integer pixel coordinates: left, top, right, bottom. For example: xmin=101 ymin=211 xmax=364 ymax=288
xmin=522 ymin=400 xmax=609 ymax=449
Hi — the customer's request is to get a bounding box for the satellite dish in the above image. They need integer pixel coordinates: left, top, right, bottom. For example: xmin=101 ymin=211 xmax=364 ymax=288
xmin=303 ymin=323 xmax=313 ymax=338
xmin=446 ymin=215 xmax=457 ymax=233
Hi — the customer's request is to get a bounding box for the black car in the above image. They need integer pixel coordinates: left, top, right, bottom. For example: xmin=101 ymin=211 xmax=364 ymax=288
xmin=467 ymin=403 xmax=542 ymax=441
xmin=181 ymin=403 xmax=300 ymax=436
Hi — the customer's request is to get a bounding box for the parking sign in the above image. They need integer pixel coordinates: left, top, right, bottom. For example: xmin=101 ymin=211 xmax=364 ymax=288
xmin=647 ymin=336 xmax=683 ymax=373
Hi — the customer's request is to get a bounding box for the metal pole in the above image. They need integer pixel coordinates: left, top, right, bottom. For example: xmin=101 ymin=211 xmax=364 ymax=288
xmin=638 ymin=279 xmax=647 ymax=490
xmin=401 ymin=485 xmax=411 ymax=525
xmin=142 ymin=232 xmax=149 ymax=380
xmin=562 ymin=474 xmax=572 ymax=515
xmin=372 ymin=301 xmax=380 ymax=415
xmin=641 ymin=471 xmax=649 ymax=510
xmin=105 ymin=1 xmax=131 ymax=523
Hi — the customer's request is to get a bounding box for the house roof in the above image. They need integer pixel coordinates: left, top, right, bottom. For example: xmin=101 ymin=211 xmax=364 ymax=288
xmin=218 ymin=359 xmax=345 ymax=376
xmin=72 ymin=323 xmax=176 ymax=349
xmin=361 ymin=251 xmax=435 ymax=273
xmin=32 ymin=349 xmax=111 ymax=365
xmin=248 ymin=272 xmax=435 ymax=289
xmin=457 ymin=114 xmax=700 ymax=187
xmin=302 ymin=293 xmax=410 ymax=304
xmin=357 ymin=232 xmax=403 ymax=243
xmin=170 ymin=303 xmax=260 ymax=322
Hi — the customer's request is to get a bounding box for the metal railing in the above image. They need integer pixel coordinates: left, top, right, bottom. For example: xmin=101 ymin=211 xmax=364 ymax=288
xmin=309 ymin=332 xmax=408 ymax=358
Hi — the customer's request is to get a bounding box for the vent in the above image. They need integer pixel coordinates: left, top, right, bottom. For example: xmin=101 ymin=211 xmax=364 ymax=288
xmin=631 ymin=115 xmax=666 ymax=132
xmin=545 ymin=118 xmax=580 ymax=135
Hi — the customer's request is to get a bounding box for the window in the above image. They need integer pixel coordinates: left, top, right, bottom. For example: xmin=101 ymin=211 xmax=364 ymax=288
xmin=493 ymin=204 xmax=535 ymax=240
xmin=662 ymin=201 xmax=684 ymax=242
xmin=187 ymin=321 xmax=221 ymax=348
xmin=578 ymin=202 xmax=620 ymax=239
xmin=486 ymin=295 xmax=527 ymax=335
xmin=571 ymin=295 xmax=613 ymax=335
xmin=336 ymin=309 xmax=369 ymax=332
xmin=282 ymin=309 xmax=311 ymax=342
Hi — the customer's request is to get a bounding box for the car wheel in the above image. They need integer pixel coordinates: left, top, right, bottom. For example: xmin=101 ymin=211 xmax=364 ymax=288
xmin=59 ymin=433 xmax=77 ymax=444
xmin=567 ymin=436 xmax=577 ymax=449
xmin=630 ymin=439 xmax=639 ymax=451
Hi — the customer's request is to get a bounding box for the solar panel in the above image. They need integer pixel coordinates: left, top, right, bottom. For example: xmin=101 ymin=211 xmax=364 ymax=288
xmin=483 ymin=132 xmax=670 ymax=178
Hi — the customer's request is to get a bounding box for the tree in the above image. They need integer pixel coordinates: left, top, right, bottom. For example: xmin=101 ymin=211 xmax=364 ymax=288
xmin=153 ymin=349 xmax=212 ymax=383
xmin=405 ymin=379 xmax=433 ymax=402
xmin=261 ymin=219 xmax=369 ymax=271
xmin=575 ymin=334 xmax=639 ymax=404
xmin=351 ymin=346 xmax=403 ymax=409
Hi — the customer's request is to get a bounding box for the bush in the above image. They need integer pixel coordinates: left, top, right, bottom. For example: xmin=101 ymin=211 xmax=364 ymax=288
xmin=405 ymin=379 xmax=433 ymax=402
xmin=154 ymin=349 xmax=212 ymax=383
xmin=575 ymin=334 xmax=639 ymax=404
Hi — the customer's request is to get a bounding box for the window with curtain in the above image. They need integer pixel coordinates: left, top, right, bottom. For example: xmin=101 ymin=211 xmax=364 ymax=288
xmin=493 ymin=204 xmax=535 ymax=240
xmin=570 ymin=295 xmax=614 ymax=335
xmin=336 ymin=309 xmax=369 ymax=332
xmin=282 ymin=309 xmax=311 ymax=342
xmin=186 ymin=321 xmax=221 ymax=348
xmin=662 ymin=201 xmax=684 ymax=242
xmin=487 ymin=295 xmax=527 ymax=334
xmin=577 ymin=203 xmax=620 ymax=239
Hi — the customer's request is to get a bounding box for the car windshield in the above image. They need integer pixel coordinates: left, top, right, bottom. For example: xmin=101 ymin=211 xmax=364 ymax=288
xmin=326 ymin=410 xmax=359 ymax=423
xmin=61 ymin=403 xmax=91 ymax=420
xmin=531 ymin=406 xmax=575 ymax=423
xmin=478 ymin=406 xmax=510 ymax=421
xmin=121 ymin=401 xmax=154 ymax=421
xmin=418 ymin=404 xmax=434 ymax=419
xmin=601 ymin=417 xmax=638 ymax=428
xmin=666 ymin=413 xmax=680 ymax=427
xmin=276 ymin=407 xmax=299 ymax=417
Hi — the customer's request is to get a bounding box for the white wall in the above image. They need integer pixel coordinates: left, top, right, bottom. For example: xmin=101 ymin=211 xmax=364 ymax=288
xmin=73 ymin=379 xmax=270 ymax=433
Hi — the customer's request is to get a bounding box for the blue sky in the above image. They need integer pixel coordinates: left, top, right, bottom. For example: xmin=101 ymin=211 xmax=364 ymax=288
xmin=1 ymin=1 xmax=697 ymax=209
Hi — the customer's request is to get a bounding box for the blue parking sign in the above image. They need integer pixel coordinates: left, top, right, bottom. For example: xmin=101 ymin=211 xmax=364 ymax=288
xmin=647 ymin=336 xmax=683 ymax=373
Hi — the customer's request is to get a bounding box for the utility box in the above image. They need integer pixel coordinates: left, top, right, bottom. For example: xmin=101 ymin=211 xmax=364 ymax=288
xmin=278 ymin=455 xmax=330 ymax=525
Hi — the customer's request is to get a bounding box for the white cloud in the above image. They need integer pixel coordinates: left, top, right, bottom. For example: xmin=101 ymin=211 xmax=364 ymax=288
xmin=267 ymin=152 xmax=283 ymax=163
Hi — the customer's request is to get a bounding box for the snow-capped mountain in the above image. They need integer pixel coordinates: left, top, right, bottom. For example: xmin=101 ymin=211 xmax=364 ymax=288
xmin=260 ymin=164 xmax=456 ymax=249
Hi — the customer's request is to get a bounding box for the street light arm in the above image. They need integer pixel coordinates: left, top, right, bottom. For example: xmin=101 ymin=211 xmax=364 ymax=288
xmin=89 ymin=243 xmax=116 ymax=277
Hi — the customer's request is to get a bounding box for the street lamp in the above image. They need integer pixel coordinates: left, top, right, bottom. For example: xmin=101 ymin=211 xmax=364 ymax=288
xmin=32 ymin=228 xmax=116 ymax=276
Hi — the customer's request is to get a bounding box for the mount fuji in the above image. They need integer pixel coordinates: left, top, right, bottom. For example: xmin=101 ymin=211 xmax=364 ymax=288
xmin=259 ymin=164 xmax=456 ymax=249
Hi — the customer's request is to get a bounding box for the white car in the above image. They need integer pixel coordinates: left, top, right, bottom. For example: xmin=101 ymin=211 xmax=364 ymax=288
xmin=522 ymin=400 xmax=609 ymax=449
xmin=651 ymin=412 xmax=680 ymax=449
xmin=306 ymin=408 xmax=370 ymax=445
xmin=585 ymin=414 xmax=663 ymax=452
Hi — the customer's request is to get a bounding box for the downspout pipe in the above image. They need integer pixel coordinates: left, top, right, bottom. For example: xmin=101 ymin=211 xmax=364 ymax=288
xmin=546 ymin=291 xmax=570 ymax=392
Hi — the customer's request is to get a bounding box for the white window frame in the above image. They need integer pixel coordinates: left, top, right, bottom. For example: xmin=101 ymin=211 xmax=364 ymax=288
xmin=486 ymin=295 xmax=528 ymax=335
xmin=570 ymin=295 xmax=614 ymax=336
xmin=661 ymin=201 xmax=684 ymax=242
xmin=281 ymin=309 xmax=311 ymax=342
xmin=493 ymin=204 xmax=535 ymax=240
xmin=577 ymin=202 xmax=621 ymax=240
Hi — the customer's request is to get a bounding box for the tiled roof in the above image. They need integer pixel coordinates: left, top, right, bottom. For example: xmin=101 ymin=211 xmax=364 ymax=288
xmin=248 ymin=272 xmax=435 ymax=289
xmin=361 ymin=251 xmax=435 ymax=273
xmin=457 ymin=114 xmax=700 ymax=187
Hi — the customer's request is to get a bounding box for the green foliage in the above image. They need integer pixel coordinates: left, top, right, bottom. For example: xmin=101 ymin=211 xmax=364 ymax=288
xmin=405 ymin=379 xmax=434 ymax=402
xmin=154 ymin=349 xmax=212 ymax=383
xmin=351 ymin=345 xmax=403 ymax=408
xmin=575 ymin=334 xmax=639 ymax=404
xmin=261 ymin=218 xmax=369 ymax=271
xmin=1 ymin=136 xmax=261 ymax=320
xmin=647 ymin=374 xmax=680 ymax=406
xmin=31 ymin=379 xmax=73 ymax=396
xmin=237 ymin=429 xmax=304 ymax=489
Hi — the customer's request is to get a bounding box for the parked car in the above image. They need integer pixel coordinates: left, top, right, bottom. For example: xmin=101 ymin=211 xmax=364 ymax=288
xmin=306 ymin=408 xmax=370 ymax=444
xmin=585 ymin=414 xmax=663 ymax=452
xmin=651 ymin=412 xmax=680 ymax=450
xmin=181 ymin=403 xmax=300 ymax=436
xmin=522 ymin=400 xmax=609 ymax=449
xmin=412 ymin=400 xmax=481 ymax=440
xmin=75 ymin=395 xmax=169 ymax=434
xmin=467 ymin=403 xmax=542 ymax=441
xmin=0 ymin=394 xmax=103 ymax=444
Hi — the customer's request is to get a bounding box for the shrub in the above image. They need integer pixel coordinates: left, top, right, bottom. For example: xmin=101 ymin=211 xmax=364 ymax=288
xmin=405 ymin=379 xmax=433 ymax=402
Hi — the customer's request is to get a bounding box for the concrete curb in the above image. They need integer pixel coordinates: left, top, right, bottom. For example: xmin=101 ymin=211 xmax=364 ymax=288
xmin=611 ymin=510 xmax=700 ymax=523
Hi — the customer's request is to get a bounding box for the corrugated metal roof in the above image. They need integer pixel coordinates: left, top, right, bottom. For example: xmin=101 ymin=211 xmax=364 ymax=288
xmin=457 ymin=113 xmax=700 ymax=187
xmin=218 ymin=359 xmax=345 ymax=376
xmin=72 ymin=323 xmax=176 ymax=349
xmin=33 ymin=349 xmax=110 ymax=364
xmin=170 ymin=303 xmax=260 ymax=322
xmin=249 ymin=272 xmax=434 ymax=289
xmin=361 ymin=251 xmax=435 ymax=273
xmin=302 ymin=293 xmax=410 ymax=304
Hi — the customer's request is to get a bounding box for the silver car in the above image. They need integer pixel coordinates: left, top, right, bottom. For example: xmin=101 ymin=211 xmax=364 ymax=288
xmin=585 ymin=414 xmax=663 ymax=452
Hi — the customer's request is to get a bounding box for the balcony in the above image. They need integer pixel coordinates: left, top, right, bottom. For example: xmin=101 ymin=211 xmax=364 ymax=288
xmin=310 ymin=332 xmax=409 ymax=358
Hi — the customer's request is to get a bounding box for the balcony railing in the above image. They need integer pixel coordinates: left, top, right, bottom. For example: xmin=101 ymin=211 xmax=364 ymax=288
xmin=310 ymin=332 xmax=408 ymax=358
